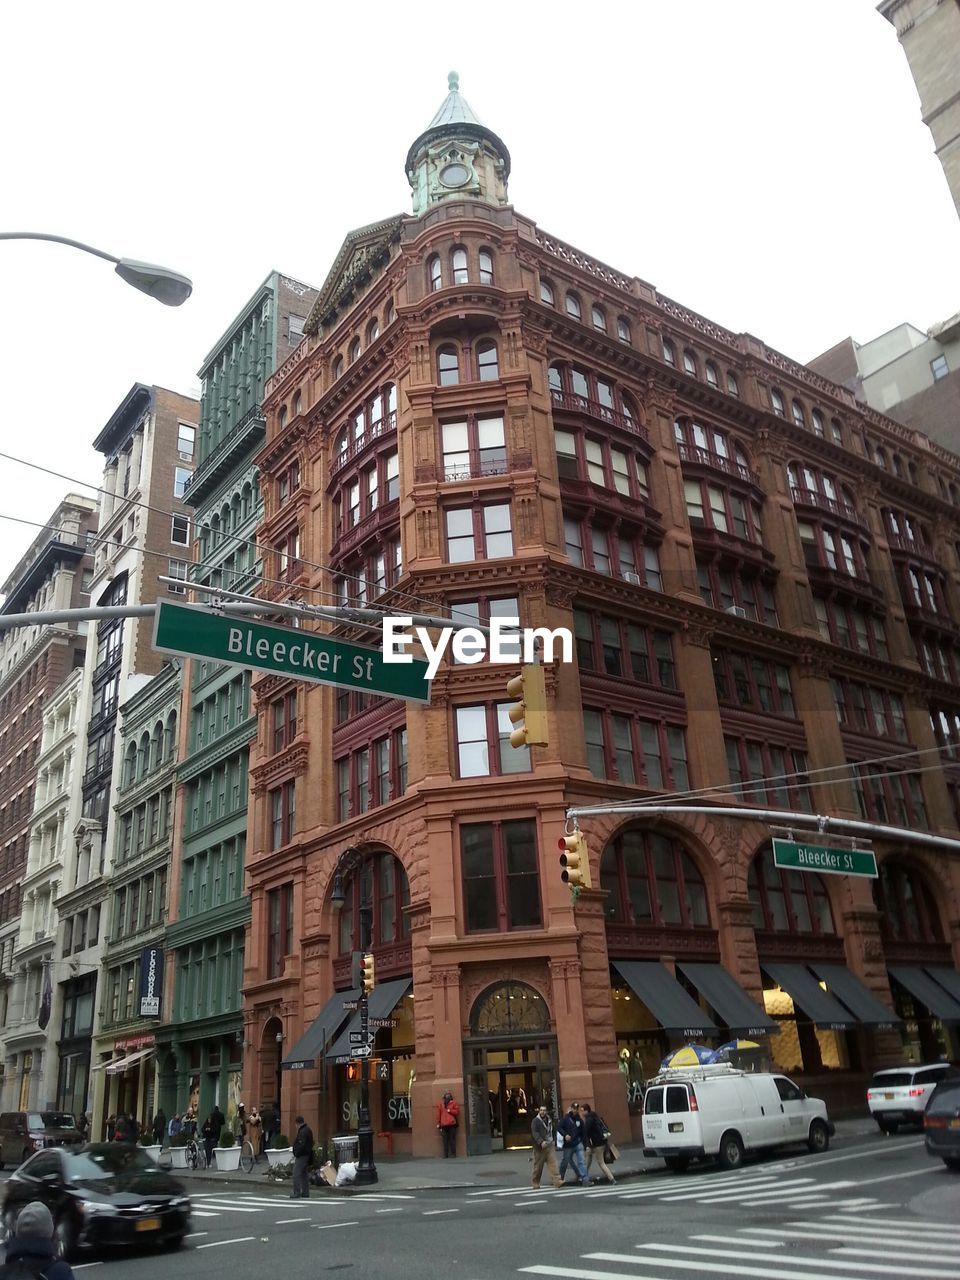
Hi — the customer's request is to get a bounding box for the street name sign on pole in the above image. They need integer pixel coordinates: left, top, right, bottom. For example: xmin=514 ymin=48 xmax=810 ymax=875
xmin=352 ymin=1044 xmax=373 ymax=1059
xmin=349 ymin=1031 xmax=375 ymax=1047
xmin=773 ymin=838 xmax=877 ymax=879
xmin=153 ymin=600 xmax=430 ymax=703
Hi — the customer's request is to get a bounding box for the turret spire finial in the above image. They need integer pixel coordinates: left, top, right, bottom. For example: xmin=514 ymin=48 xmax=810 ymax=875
xmin=448 ymin=70 xmax=459 ymax=92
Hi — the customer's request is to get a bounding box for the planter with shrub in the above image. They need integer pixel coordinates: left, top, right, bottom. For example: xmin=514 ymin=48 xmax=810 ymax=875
xmin=138 ymin=1133 xmax=162 ymax=1161
xmin=168 ymin=1131 xmax=191 ymax=1168
xmin=215 ymin=1129 xmax=240 ymax=1171
xmin=266 ymin=1133 xmax=293 ymax=1168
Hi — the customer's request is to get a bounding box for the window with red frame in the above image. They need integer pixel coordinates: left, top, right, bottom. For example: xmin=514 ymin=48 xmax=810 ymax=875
xmin=831 ymin=678 xmax=907 ymax=740
xmin=437 ymin=345 xmax=459 ymax=386
xmin=455 ymin=703 xmax=531 ymax=777
xmin=336 ymin=852 xmax=411 ymax=954
xmin=554 ymin=429 xmax=650 ymax=498
xmin=272 ymin=692 xmax=298 ymax=755
xmin=444 ymin=502 xmax=513 ymax=562
xmin=851 ymin=761 xmax=928 ymax=828
xmin=600 ymin=830 xmax=709 ymax=928
xmin=267 ymin=882 xmax=294 ymax=978
xmin=872 ymin=860 xmax=944 ymax=943
xmin=796 ymin=519 xmax=864 ymax=577
xmin=748 ymin=845 xmax=834 ymax=934
xmin=275 ymin=530 xmax=301 ymax=581
xmin=563 ymin=515 xmax=662 ymax=588
xmin=478 ymin=248 xmax=494 ymax=285
xmin=448 ymin=596 xmax=521 ymax=662
xmin=724 ymin=737 xmax=812 ymax=811
xmin=335 ymin=726 xmax=407 ymax=819
xmin=462 ymin=819 xmax=541 ymax=933
xmin=920 ymin=642 xmax=960 ymax=684
xmin=903 ymin=566 xmax=945 ymax=614
xmin=442 ymin=416 xmax=506 ymax=480
xmin=549 ymin=363 xmax=640 ymax=429
xmin=277 ymin=460 xmax=300 ymax=507
xmin=712 ymin=648 xmax=795 ymax=717
xmin=575 ymin=611 xmax=677 ymax=689
xmin=697 ymin=562 xmax=779 ymax=625
xmin=269 ymin=780 xmax=296 ymax=851
xmin=814 ymin=598 xmax=887 ymax=658
xmin=584 ymin=710 xmax=689 ymax=790
xmin=931 ymin=705 xmax=960 ymax=758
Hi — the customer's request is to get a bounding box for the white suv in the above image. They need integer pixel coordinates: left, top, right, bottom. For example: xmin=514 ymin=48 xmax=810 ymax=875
xmin=867 ymin=1063 xmax=954 ymax=1133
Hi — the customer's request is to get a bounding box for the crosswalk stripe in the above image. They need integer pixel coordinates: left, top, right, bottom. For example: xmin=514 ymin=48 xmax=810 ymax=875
xmin=744 ymin=1226 xmax=959 ymax=1252
xmin=630 ymin=1241 xmax=958 ymax=1278
xmin=666 ymin=1177 xmax=816 ymax=1203
xmin=190 ymin=1204 xmax=262 ymax=1213
xmin=825 ymin=1215 xmax=959 ymax=1237
xmin=839 ymin=1248 xmax=960 ymax=1265
xmin=585 ymin=1252 xmax=941 ymax=1280
xmin=189 ymin=1211 xmax=219 ymax=1218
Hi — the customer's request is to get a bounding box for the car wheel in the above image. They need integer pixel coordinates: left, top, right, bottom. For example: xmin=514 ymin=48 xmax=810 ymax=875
xmin=53 ymin=1213 xmax=78 ymax=1262
xmin=162 ymin=1233 xmax=186 ymax=1250
xmin=718 ymin=1132 xmax=744 ymax=1171
xmin=944 ymin=1157 xmax=960 ymax=1172
xmin=808 ymin=1119 xmax=830 ymax=1154
xmin=878 ymin=1118 xmax=898 ymax=1135
xmin=663 ymin=1155 xmax=690 ymax=1173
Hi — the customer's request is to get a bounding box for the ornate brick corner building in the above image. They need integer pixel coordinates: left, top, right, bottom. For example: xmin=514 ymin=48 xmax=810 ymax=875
xmin=244 ymin=74 xmax=960 ymax=1156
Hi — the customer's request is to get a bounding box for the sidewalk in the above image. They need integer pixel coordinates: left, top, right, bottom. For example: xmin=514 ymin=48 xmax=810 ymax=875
xmin=169 ymin=1117 xmax=879 ymax=1194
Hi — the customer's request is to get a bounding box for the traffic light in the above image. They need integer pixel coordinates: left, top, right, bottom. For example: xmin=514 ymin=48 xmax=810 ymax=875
xmin=346 ymin=1061 xmax=362 ymax=1082
xmin=361 ymin=952 xmax=376 ymax=995
xmin=506 ymin=664 xmax=548 ymax=748
xmin=559 ymin=829 xmax=592 ymax=890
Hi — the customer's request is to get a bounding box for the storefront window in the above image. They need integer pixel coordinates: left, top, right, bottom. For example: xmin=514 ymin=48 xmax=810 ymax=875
xmin=601 ymin=831 xmax=709 ymax=928
xmin=762 ymin=980 xmax=853 ymax=1074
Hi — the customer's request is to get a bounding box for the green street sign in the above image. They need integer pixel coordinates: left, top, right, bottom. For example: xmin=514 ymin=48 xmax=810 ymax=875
xmin=153 ymin=601 xmax=430 ymax=703
xmin=773 ymin=837 xmax=877 ymax=879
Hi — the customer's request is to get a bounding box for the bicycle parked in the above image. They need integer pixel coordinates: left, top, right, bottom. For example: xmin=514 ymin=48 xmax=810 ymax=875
xmin=184 ymin=1137 xmax=207 ymax=1171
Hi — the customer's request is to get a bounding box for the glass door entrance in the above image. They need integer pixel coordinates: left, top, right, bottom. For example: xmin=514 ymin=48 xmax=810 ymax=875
xmin=464 ymin=1042 xmax=557 ymax=1154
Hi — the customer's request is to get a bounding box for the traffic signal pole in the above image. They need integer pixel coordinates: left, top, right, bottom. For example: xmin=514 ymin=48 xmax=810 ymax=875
xmin=355 ymin=944 xmax=377 ymax=1185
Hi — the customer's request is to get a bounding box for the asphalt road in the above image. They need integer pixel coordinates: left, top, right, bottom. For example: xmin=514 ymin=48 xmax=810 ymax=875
xmin=2 ymin=1132 xmax=956 ymax=1279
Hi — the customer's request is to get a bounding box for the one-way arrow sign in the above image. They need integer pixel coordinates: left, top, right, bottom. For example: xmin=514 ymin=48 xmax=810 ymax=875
xmin=349 ymin=1031 xmax=374 ymax=1046
xmin=351 ymin=1044 xmax=373 ymax=1059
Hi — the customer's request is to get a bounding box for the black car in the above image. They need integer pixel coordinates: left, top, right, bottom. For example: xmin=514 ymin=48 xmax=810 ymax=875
xmin=0 ymin=1143 xmax=191 ymax=1258
xmin=924 ymin=1076 xmax=960 ymax=1171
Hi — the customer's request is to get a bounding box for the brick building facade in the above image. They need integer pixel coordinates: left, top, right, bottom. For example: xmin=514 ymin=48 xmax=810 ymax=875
xmin=243 ymin=76 xmax=960 ymax=1157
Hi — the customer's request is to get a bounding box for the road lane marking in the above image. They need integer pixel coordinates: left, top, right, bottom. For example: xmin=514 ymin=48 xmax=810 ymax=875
xmin=631 ymin=1241 xmax=958 ymax=1278
xmin=376 ymin=1208 xmax=403 ymax=1213
xmin=190 ymin=1211 xmax=219 ymax=1217
xmin=195 ymin=1237 xmax=256 ymax=1249
xmin=826 ymin=1213 xmax=958 ymax=1234
xmin=423 ymin=1208 xmax=459 ymax=1215
xmin=520 ymin=1199 xmax=548 ymax=1206
xmin=275 ymin=1217 xmax=311 ymax=1224
xmin=312 ymin=1221 xmax=360 ymax=1229
xmin=744 ymin=1227 xmax=958 ymax=1251
xmin=190 ymin=1203 xmax=262 ymax=1212
xmin=185 ymin=1232 xmax=209 ymax=1238
xmin=73 ymin=1265 xmax=103 ymax=1270
xmin=839 ymin=1248 xmax=960 ymax=1265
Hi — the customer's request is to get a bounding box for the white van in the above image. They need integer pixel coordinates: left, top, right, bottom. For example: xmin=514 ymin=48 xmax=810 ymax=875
xmin=642 ymin=1064 xmax=834 ymax=1171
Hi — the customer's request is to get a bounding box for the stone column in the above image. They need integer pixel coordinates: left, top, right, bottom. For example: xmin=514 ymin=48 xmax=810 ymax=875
xmin=674 ymin=623 xmax=728 ymax=792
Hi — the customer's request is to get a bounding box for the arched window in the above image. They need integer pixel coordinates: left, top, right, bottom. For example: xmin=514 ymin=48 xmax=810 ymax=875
xmin=873 ymin=859 xmax=944 ymax=942
xmin=278 ymin=406 xmax=287 ymax=431
xmin=770 ymin=388 xmax=785 ymax=417
xmin=591 ymin=304 xmax=607 ymax=333
xmin=428 ymin=255 xmax=442 ymax=292
xmin=366 ymin=318 xmax=379 ymax=345
xmin=335 ymin=426 xmax=348 ymax=458
xmin=727 ymin=370 xmax=740 ymax=398
xmin=123 ymin=742 xmax=137 ymax=789
xmin=137 ymin=732 xmax=150 ymax=779
xmin=437 ymin=345 xmax=459 ymax=386
xmin=476 ymin=340 xmax=499 ymax=382
xmin=478 ymin=249 xmax=494 ymax=285
xmin=335 ymin=852 xmax=411 ymax=954
xmin=385 ymin=298 xmax=396 ymax=325
xmin=748 ymin=845 xmax=835 ymax=934
xmin=150 ymin=721 xmax=163 ymax=768
xmin=164 ymin=711 xmax=177 ymax=760
xmin=333 ymin=355 xmax=344 ymax=380
xmin=617 ymin=316 xmax=631 ymax=344
xmin=705 ymin=361 xmax=719 ymax=387
xmin=470 ymin=982 xmax=549 ymax=1036
xmin=893 ymin=454 xmax=904 ymax=480
xmin=452 ymin=247 xmax=468 ymax=285
xmin=540 ymin=280 xmax=555 ymax=306
xmin=600 ymin=830 xmax=710 ymax=928
xmin=565 ymin=291 xmax=582 ymax=320
xmin=908 ymin=460 xmax=918 ymax=484
xmin=950 ymin=483 xmax=959 ymax=506
xmin=683 ymin=349 xmax=698 ymax=377
xmin=662 ymin=337 xmax=676 ymax=366
xmin=811 ymin=409 xmax=824 ymax=438
xmin=830 ymin=417 xmax=843 ymax=446
xmin=349 ymin=337 xmax=361 ymax=364
xmin=292 ymin=391 xmax=302 ymax=418
xmin=792 ymin=399 xmax=805 ymax=428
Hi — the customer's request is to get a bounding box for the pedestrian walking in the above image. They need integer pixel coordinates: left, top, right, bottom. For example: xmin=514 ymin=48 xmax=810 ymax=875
xmin=580 ymin=1103 xmax=615 ymax=1183
xmin=152 ymin=1109 xmax=166 ymax=1146
xmin=0 ymin=1201 xmax=76 ymax=1280
xmin=291 ymin=1114 xmax=314 ymax=1199
xmin=202 ymin=1105 xmax=223 ymax=1167
xmin=76 ymin=1112 xmax=89 ymax=1142
xmin=246 ymin=1106 xmax=263 ymax=1158
xmin=530 ymin=1104 xmax=563 ymax=1189
xmin=557 ymin=1101 xmax=589 ymax=1185
xmin=435 ymin=1090 xmax=460 ymax=1157
xmin=168 ymin=1114 xmax=182 ymax=1140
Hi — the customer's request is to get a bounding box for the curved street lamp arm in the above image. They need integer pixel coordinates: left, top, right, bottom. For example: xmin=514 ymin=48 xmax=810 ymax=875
xmin=0 ymin=231 xmax=192 ymax=305
xmin=0 ymin=231 xmax=119 ymax=263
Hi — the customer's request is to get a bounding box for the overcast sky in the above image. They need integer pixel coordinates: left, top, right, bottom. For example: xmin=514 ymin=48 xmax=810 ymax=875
xmin=2 ymin=0 xmax=958 ymax=598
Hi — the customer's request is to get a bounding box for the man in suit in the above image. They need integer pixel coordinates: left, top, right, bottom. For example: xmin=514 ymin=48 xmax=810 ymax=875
xmin=291 ymin=1114 xmax=315 ymax=1199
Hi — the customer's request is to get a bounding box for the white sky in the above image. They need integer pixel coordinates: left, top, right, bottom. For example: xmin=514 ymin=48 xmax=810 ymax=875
xmin=2 ymin=0 xmax=958 ymax=597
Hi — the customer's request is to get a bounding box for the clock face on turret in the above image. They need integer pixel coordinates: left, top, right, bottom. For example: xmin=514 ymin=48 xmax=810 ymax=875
xmin=439 ymin=162 xmax=470 ymax=188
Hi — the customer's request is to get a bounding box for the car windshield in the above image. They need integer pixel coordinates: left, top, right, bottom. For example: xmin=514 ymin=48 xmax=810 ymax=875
xmin=64 ymin=1147 xmax=161 ymax=1182
xmin=870 ymin=1072 xmax=911 ymax=1088
xmin=27 ymin=1112 xmax=76 ymax=1130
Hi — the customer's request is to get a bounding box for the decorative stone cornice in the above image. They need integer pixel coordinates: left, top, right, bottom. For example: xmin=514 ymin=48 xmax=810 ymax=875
xmin=249 ymin=742 xmax=310 ymax=789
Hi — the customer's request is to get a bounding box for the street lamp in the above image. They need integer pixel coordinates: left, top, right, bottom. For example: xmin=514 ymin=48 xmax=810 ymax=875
xmin=0 ymin=231 xmax=193 ymax=306
xmin=330 ymin=845 xmax=378 ymax=1185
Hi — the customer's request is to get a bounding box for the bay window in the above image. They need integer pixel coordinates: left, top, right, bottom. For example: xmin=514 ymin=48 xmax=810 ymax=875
xmin=445 ymin=502 xmax=513 ymax=562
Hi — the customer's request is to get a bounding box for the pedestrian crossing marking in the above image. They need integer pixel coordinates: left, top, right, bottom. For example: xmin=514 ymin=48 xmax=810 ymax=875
xmin=626 ymin=1241 xmax=960 ymax=1279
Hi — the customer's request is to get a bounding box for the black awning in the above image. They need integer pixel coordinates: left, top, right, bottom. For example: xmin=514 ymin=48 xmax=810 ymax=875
xmin=890 ymin=966 xmax=960 ymax=1024
xmin=925 ymin=966 xmax=960 ymax=1010
xmin=611 ymin=961 xmax=718 ymax=1036
xmin=762 ymin=962 xmax=857 ymax=1030
xmin=282 ymin=987 xmax=360 ymax=1070
xmin=677 ymin=962 xmax=779 ymax=1037
xmin=810 ymin=964 xmax=901 ymax=1028
xmin=327 ymin=978 xmax=412 ymax=1063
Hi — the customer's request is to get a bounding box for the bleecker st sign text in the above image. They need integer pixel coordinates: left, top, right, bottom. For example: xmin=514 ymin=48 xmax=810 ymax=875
xmin=153 ymin=601 xmax=430 ymax=703
xmin=772 ymin=838 xmax=877 ymax=879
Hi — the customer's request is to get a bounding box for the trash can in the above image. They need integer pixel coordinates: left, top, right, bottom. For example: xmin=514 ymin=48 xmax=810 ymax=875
xmin=332 ymin=1134 xmax=359 ymax=1167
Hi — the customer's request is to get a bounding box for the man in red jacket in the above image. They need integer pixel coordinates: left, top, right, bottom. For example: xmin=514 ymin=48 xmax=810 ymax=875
xmin=436 ymin=1090 xmax=460 ymax=1157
